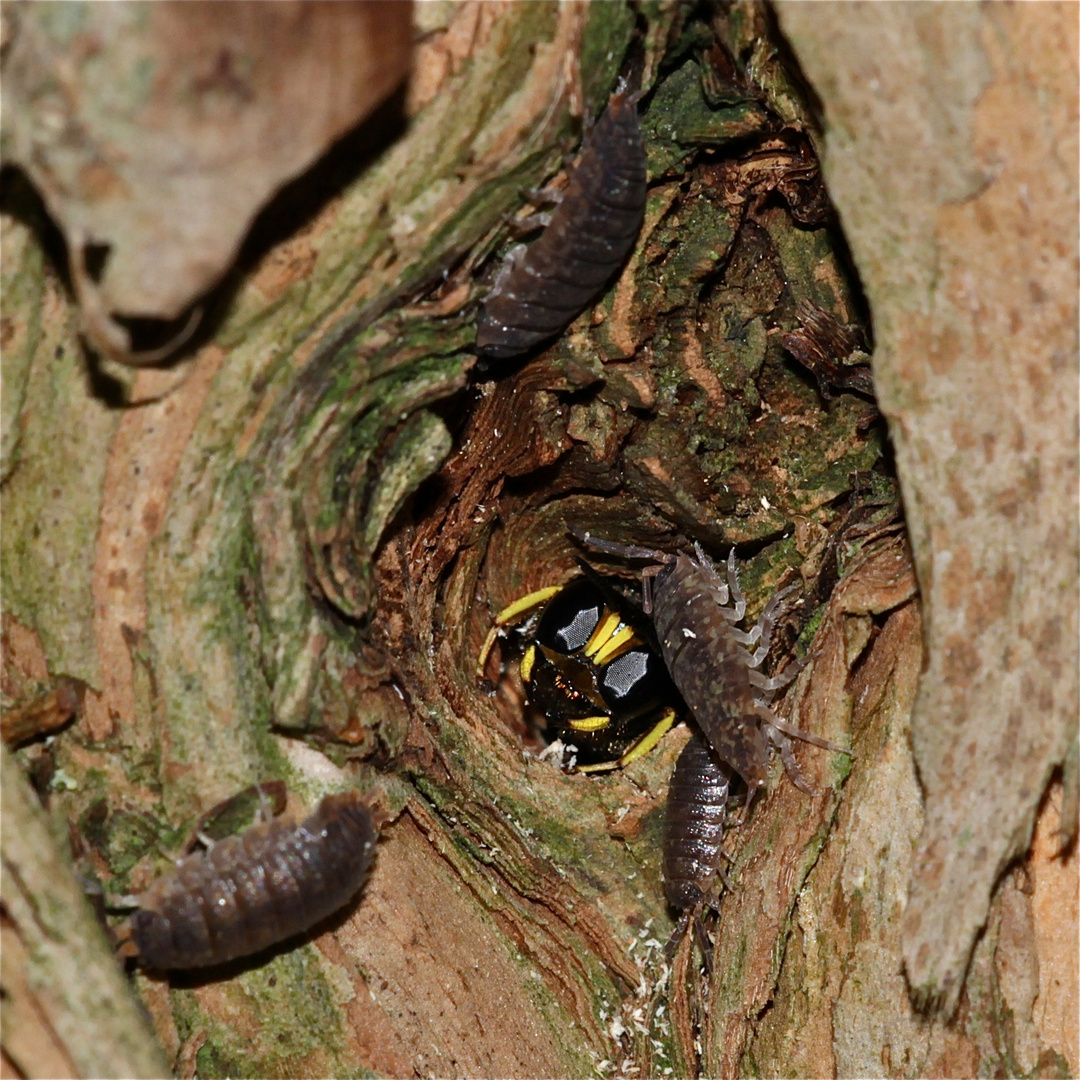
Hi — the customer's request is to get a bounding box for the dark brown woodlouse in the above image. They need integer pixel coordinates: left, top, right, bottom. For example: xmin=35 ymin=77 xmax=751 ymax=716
xmin=130 ymin=791 xmax=377 ymax=970
xmin=662 ymin=729 xmax=733 ymax=911
xmin=575 ymin=532 xmax=850 ymax=795
xmin=475 ymin=85 xmax=647 ymax=360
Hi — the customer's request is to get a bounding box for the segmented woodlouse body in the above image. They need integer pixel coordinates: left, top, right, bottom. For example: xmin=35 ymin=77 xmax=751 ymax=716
xmin=575 ymin=532 xmax=849 ymax=794
xmin=663 ymin=729 xmax=732 ymax=910
xmin=131 ymin=791 xmax=377 ymax=969
xmin=475 ymin=87 xmax=647 ymax=360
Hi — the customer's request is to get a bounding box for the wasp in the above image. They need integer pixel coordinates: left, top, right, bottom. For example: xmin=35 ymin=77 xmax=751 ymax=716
xmin=477 ymin=566 xmax=680 ymax=771
xmin=573 ymin=531 xmax=851 ymax=794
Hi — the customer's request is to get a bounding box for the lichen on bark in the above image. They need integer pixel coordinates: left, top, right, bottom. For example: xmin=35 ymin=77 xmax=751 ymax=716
xmin=2 ymin=3 xmax=1075 ymax=1079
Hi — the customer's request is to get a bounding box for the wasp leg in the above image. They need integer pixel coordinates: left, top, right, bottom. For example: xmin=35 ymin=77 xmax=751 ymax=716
xmin=476 ymin=627 xmax=502 ymax=679
xmin=574 ymin=706 xmax=678 ymax=773
xmin=476 ymin=584 xmax=563 ymax=678
xmin=574 ymin=760 xmax=620 ymax=774
xmin=567 ymin=715 xmax=613 ymax=736
xmin=618 ymin=706 xmax=678 ymax=766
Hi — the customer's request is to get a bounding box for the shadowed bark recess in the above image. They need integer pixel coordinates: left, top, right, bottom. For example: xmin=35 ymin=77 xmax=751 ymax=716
xmin=1 ymin=3 xmax=1075 ymax=1078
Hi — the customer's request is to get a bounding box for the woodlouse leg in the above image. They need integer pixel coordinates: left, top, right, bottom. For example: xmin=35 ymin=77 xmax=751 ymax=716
xmin=507 ymin=209 xmax=554 ymax=236
xmin=748 ymin=669 xmax=776 ymax=691
xmin=106 ymin=893 xmax=141 ymax=911
xmin=745 ymin=584 xmax=799 ymax=666
xmin=80 ymin=872 xmax=139 ymax=930
xmin=723 ymin=548 xmax=746 ymax=621
xmin=767 ymin=714 xmax=850 ymax=754
xmin=521 ymin=183 xmax=564 ymax=207
xmin=747 ymin=656 xmax=804 ymax=692
xmin=711 ymin=843 xmax=736 ymax=893
xmin=769 ymin=727 xmax=817 ymax=795
xmin=692 ymin=542 xmax=716 ymax=571
xmin=486 ymin=243 xmax=527 ymax=299
xmin=691 ymin=543 xmax=733 ymax=606
xmin=728 ymin=626 xmax=759 ymax=646
xmin=255 ymin=785 xmax=277 ymax=825
xmin=114 ymin=929 xmax=140 ymax=963
xmin=734 ymin=782 xmax=761 ymax=824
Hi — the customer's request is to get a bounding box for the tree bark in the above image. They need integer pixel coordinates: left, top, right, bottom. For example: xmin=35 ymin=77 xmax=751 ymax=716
xmin=2 ymin=3 xmax=1075 ymax=1078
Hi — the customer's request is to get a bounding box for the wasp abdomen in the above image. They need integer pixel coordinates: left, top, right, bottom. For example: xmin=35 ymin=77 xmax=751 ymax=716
xmin=663 ymin=730 xmax=732 ymax=909
xmin=131 ymin=792 xmax=376 ymax=970
xmin=476 ymin=88 xmax=647 ymax=360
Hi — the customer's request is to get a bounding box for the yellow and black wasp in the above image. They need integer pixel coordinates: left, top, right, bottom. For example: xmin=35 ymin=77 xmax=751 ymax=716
xmin=477 ymin=563 xmax=680 ymax=772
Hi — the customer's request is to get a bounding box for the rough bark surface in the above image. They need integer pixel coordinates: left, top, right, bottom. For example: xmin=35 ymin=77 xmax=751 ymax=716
xmin=1 ymin=743 xmax=170 ymax=1079
xmin=777 ymin=0 xmax=1079 ymax=1022
xmin=1 ymin=3 xmax=1076 ymax=1079
xmin=0 ymin=1 xmax=412 ymax=359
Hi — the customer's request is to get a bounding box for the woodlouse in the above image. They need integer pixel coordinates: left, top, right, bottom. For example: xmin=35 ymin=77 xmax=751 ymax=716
xmin=575 ymin=532 xmax=850 ymax=794
xmin=475 ymin=85 xmax=647 ymax=360
xmin=130 ymin=791 xmax=377 ymax=969
xmin=662 ymin=728 xmax=732 ymax=911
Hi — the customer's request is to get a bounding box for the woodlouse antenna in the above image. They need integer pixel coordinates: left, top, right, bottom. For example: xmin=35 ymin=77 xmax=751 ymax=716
xmin=569 ymin=528 xmax=671 ymax=564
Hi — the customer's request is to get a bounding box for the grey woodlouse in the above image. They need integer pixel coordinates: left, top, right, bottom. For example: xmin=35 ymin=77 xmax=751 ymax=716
xmin=662 ymin=728 xmax=732 ymax=911
xmin=475 ymin=84 xmax=647 ymax=360
xmin=130 ymin=791 xmax=377 ymax=969
xmin=575 ymin=532 xmax=850 ymax=794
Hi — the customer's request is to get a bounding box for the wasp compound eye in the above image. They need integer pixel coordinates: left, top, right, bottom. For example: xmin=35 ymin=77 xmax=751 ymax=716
xmin=478 ymin=572 xmax=679 ymax=772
